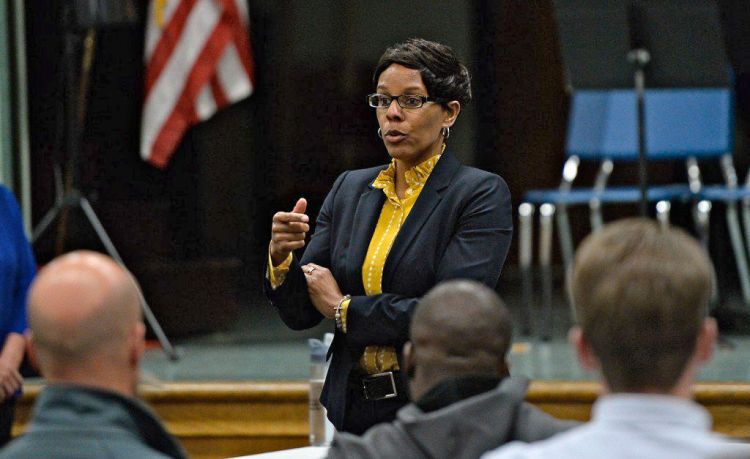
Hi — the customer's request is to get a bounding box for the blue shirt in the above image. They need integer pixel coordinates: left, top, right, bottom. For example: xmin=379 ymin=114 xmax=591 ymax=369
xmin=0 ymin=185 xmax=35 ymax=346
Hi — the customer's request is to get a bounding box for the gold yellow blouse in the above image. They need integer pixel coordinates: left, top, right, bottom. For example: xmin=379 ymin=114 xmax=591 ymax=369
xmin=352 ymin=153 xmax=442 ymax=374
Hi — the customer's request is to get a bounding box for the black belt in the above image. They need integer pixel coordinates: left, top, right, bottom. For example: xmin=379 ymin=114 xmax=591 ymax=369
xmin=350 ymin=371 xmax=402 ymax=401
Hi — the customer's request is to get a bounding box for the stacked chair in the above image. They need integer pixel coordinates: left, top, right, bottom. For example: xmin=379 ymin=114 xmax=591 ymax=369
xmin=520 ymin=0 xmax=750 ymax=339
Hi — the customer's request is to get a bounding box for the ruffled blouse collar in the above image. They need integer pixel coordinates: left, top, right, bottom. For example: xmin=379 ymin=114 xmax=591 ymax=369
xmin=372 ymin=154 xmax=442 ymax=202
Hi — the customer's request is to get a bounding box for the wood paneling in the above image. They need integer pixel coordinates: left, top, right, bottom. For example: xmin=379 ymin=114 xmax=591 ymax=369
xmin=12 ymin=381 xmax=750 ymax=459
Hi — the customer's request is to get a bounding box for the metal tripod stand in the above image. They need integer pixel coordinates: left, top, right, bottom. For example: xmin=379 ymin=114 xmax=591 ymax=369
xmin=32 ymin=4 xmax=179 ymax=361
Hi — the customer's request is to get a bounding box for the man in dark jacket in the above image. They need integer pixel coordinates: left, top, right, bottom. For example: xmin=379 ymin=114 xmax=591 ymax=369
xmin=0 ymin=251 xmax=186 ymax=459
xmin=327 ymin=280 xmax=575 ymax=459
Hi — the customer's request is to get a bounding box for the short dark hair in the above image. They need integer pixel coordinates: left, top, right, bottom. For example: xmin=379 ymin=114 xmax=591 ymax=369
xmin=569 ymin=218 xmax=714 ymax=392
xmin=373 ymin=38 xmax=472 ymax=107
xmin=411 ymin=280 xmax=512 ymax=376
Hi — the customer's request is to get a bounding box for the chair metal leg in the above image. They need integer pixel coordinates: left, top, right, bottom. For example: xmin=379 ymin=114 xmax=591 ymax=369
xmin=556 ymin=205 xmax=574 ymax=271
xmin=518 ymin=203 xmax=535 ymax=336
xmin=743 ymin=166 xmax=750 ymax=256
xmin=694 ymin=200 xmax=711 ymax=251
xmin=725 ymin=202 xmax=750 ymax=305
xmin=560 ymin=204 xmax=574 ymax=316
xmin=686 ymin=157 xmax=702 ymax=194
xmin=589 ymin=159 xmax=613 ymax=232
xmin=656 ymin=200 xmax=671 ymax=230
xmin=742 ymin=198 xmax=750 ymax=260
xmin=694 ymin=200 xmax=719 ymax=307
xmin=718 ymin=154 xmax=750 ymax=306
xmin=589 ymin=199 xmax=603 ymax=232
xmin=539 ymin=204 xmax=555 ymax=341
xmin=555 ymin=156 xmax=580 ymax=269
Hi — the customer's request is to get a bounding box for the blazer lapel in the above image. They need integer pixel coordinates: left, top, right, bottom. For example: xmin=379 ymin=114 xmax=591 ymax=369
xmin=346 ymin=185 xmax=385 ymax=294
xmin=383 ymin=152 xmax=462 ymax=288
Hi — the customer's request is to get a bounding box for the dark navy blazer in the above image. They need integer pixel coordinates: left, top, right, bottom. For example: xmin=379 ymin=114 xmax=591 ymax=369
xmin=264 ymin=151 xmax=513 ymax=430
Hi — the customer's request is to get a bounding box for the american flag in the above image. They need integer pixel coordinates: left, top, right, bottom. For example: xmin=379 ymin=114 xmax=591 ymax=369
xmin=140 ymin=0 xmax=255 ymax=168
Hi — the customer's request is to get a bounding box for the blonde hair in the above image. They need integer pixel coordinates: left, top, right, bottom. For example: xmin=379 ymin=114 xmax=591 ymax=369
xmin=568 ymin=218 xmax=713 ymax=392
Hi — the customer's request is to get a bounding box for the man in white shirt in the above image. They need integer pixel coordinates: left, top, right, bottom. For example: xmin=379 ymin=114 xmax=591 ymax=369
xmin=483 ymin=218 xmax=750 ymax=459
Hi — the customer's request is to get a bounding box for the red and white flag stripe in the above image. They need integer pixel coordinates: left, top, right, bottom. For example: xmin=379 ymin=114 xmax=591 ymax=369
xmin=141 ymin=0 xmax=254 ymax=168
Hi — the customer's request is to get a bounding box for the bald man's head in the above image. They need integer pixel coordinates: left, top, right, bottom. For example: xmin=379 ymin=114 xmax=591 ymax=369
xmin=406 ymin=280 xmax=512 ymax=400
xmin=27 ymin=251 xmax=144 ymax=389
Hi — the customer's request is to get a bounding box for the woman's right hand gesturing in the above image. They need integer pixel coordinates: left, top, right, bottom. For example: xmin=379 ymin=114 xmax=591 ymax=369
xmin=270 ymin=198 xmax=310 ymax=266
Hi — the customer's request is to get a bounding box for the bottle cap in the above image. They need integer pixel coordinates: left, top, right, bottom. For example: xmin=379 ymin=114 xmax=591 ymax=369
xmin=308 ymin=338 xmax=327 ymax=364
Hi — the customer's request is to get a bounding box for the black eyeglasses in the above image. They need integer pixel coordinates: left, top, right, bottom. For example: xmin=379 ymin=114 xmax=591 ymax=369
xmin=367 ymin=93 xmax=445 ymax=109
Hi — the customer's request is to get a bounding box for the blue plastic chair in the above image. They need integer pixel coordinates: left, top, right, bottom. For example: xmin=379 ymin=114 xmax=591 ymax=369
xmin=522 ymin=90 xmax=694 ymax=268
xmin=646 ymin=88 xmax=750 ymax=304
xmin=518 ymin=87 xmax=750 ymax=338
xmin=519 ymin=89 xmax=690 ymax=338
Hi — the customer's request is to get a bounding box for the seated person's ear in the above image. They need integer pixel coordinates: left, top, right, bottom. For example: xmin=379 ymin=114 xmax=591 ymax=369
xmin=25 ymin=331 xmax=41 ymax=376
xmin=129 ymin=322 xmax=147 ymax=366
xmin=695 ymin=318 xmax=718 ymax=365
xmin=569 ymin=326 xmax=600 ymax=372
xmin=498 ymin=358 xmax=510 ymax=379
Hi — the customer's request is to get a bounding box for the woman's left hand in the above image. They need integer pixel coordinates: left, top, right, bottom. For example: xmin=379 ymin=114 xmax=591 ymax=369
xmin=0 ymin=360 xmax=22 ymax=401
xmin=301 ymin=263 xmax=343 ymax=319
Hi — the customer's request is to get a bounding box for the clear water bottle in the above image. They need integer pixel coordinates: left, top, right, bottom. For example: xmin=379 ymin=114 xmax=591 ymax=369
xmin=308 ymin=334 xmax=334 ymax=446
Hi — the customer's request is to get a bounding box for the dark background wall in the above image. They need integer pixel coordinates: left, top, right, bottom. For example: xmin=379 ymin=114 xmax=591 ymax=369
xmin=22 ymin=0 xmax=750 ymax=335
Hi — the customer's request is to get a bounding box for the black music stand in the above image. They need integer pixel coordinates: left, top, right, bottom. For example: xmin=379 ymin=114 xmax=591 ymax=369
xmin=631 ymin=0 xmax=729 ymax=89
xmin=32 ymin=0 xmax=180 ymax=361
xmin=554 ymin=0 xmax=634 ymax=90
xmin=630 ymin=0 xmax=732 ymax=213
xmin=627 ymin=44 xmax=650 ymax=217
xmin=632 ymin=0 xmax=748 ymax=339
xmin=554 ymin=0 xmax=643 ymax=213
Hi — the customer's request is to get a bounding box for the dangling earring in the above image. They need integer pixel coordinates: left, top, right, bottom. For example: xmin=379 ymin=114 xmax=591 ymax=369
xmin=441 ymin=127 xmax=451 ymax=139
xmin=377 ymin=128 xmax=383 ymax=138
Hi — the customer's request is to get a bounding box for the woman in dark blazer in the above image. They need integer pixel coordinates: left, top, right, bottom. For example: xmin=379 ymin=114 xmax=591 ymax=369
xmin=265 ymin=38 xmax=512 ymax=434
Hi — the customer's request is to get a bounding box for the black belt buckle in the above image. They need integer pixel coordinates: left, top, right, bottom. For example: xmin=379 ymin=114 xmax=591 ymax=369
xmin=362 ymin=371 xmax=398 ymax=401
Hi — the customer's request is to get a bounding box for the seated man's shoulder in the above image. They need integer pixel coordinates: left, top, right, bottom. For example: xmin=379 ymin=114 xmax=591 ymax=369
xmin=483 ymin=426 xmax=750 ymax=459
xmin=514 ymin=401 xmax=580 ymax=443
xmin=691 ymin=431 xmax=750 ymax=459
xmin=328 ymin=421 xmax=423 ymax=459
xmin=480 ymin=424 xmax=595 ymax=459
xmin=0 ymin=430 xmax=179 ymax=459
